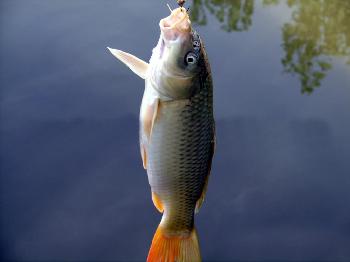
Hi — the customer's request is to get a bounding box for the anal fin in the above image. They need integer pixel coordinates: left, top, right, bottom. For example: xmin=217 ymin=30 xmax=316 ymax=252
xmin=195 ymin=175 xmax=209 ymax=213
xmin=195 ymin=134 xmax=216 ymax=213
xmin=152 ymin=192 xmax=164 ymax=213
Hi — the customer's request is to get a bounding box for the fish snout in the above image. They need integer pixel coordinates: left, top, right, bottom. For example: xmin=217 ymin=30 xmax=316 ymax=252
xmin=160 ymin=7 xmax=191 ymax=42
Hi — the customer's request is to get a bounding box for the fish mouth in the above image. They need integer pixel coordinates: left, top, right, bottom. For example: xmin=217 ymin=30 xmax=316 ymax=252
xmin=159 ymin=7 xmax=191 ymax=41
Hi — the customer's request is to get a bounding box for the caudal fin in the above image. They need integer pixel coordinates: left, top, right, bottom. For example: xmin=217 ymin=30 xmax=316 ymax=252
xmin=147 ymin=226 xmax=201 ymax=262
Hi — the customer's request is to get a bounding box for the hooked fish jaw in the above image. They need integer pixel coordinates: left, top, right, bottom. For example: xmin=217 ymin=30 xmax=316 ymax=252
xmin=147 ymin=7 xmax=202 ymax=99
xmin=107 ymin=7 xmax=203 ymax=100
xmin=159 ymin=7 xmax=191 ymax=42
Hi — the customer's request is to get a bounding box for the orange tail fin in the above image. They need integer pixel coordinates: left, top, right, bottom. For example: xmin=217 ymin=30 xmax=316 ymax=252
xmin=147 ymin=226 xmax=201 ymax=262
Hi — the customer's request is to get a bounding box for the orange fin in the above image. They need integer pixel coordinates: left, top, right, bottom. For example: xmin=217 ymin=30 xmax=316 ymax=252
xmin=152 ymin=192 xmax=164 ymax=213
xmin=195 ymin=134 xmax=215 ymax=213
xmin=195 ymin=175 xmax=209 ymax=214
xmin=147 ymin=226 xmax=201 ymax=262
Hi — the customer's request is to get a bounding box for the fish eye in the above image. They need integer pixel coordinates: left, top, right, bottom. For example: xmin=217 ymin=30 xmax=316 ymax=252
xmin=185 ymin=52 xmax=198 ymax=65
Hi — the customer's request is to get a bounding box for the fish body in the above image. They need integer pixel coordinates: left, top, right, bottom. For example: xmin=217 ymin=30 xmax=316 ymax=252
xmin=108 ymin=7 xmax=214 ymax=262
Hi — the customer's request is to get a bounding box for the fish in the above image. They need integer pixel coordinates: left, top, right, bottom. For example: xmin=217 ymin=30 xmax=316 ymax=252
xmin=107 ymin=6 xmax=215 ymax=262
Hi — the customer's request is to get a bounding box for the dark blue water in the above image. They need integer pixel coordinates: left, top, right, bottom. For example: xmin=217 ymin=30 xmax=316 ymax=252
xmin=1 ymin=0 xmax=350 ymax=261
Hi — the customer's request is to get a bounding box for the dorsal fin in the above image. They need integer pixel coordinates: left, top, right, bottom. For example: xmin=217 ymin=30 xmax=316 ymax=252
xmin=107 ymin=47 xmax=149 ymax=79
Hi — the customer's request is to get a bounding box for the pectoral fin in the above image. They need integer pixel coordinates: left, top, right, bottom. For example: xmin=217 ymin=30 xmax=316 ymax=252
xmin=107 ymin=47 xmax=149 ymax=79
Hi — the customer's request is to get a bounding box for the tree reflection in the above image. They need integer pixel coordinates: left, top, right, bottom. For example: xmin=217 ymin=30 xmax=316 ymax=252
xmin=274 ymin=0 xmax=350 ymax=93
xmin=190 ymin=0 xmax=350 ymax=94
xmin=190 ymin=0 xmax=254 ymax=32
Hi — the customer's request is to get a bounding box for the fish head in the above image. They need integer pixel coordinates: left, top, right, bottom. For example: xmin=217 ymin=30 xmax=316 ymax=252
xmin=150 ymin=7 xmax=204 ymax=99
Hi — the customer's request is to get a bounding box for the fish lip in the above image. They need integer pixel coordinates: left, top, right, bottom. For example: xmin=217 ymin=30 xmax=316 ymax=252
xmin=159 ymin=7 xmax=191 ymax=41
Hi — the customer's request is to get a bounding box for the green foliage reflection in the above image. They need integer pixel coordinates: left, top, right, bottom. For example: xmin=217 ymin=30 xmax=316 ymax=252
xmin=190 ymin=0 xmax=350 ymax=94
xmin=191 ymin=0 xmax=254 ymax=32
xmin=276 ymin=0 xmax=350 ymax=93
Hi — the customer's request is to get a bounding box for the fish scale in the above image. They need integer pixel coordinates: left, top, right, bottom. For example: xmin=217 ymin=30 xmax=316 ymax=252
xmin=108 ymin=7 xmax=214 ymax=260
xmin=147 ymin=59 xmax=214 ymax=233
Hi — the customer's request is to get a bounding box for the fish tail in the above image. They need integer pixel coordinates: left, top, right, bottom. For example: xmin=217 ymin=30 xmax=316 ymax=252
xmin=147 ymin=225 xmax=201 ymax=262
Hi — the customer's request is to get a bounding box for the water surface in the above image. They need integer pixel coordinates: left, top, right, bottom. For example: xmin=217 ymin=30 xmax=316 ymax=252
xmin=1 ymin=0 xmax=350 ymax=261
